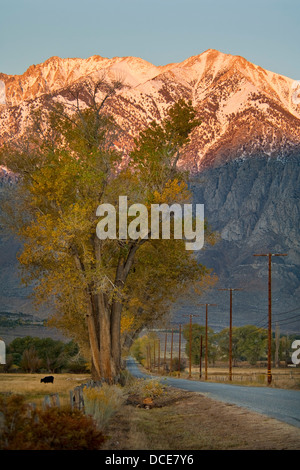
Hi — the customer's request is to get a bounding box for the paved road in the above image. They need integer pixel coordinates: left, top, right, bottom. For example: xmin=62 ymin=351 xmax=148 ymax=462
xmin=126 ymin=357 xmax=300 ymax=429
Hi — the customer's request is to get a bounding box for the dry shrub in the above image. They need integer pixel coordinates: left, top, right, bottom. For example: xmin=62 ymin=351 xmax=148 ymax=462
xmin=0 ymin=394 xmax=106 ymax=450
xmin=83 ymin=383 xmax=126 ymax=430
xmin=129 ymin=378 xmax=166 ymax=399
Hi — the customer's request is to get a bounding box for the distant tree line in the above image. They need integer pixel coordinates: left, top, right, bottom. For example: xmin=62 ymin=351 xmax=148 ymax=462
xmin=1 ymin=336 xmax=88 ymax=373
xmin=182 ymin=324 xmax=298 ymax=366
xmin=0 ymin=312 xmax=43 ymax=328
xmin=131 ymin=325 xmax=299 ymax=368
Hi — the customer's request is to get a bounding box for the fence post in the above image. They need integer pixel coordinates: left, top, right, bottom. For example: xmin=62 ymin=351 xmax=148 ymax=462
xmin=70 ymin=385 xmax=85 ymax=411
xmin=43 ymin=393 xmax=60 ymax=409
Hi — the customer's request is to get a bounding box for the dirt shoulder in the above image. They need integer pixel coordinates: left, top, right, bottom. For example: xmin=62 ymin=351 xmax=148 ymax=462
xmin=102 ymin=388 xmax=300 ymax=450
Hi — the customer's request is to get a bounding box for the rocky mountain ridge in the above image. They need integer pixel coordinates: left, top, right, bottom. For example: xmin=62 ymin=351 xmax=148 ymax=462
xmin=1 ymin=49 xmax=300 ymax=171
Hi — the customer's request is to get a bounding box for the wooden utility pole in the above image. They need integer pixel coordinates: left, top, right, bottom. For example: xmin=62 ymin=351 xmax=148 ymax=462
xmin=164 ymin=332 xmax=167 ymax=372
xmin=189 ymin=316 xmax=192 ymax=378
xmin=253 ymin=253 xmax=287 ymax=385
xmin=158 ymin=338 xmax=161 ymax=372
xmin=199 ymin=335 xmax=203 ymax=378
xmin=183 ymin=314 xmax=201 ymax=378
xmin=170 ymin=323 xmax=182 ymax=376
xmin=219 ymin=289 xmax=242 ymax=381
xmin=198 ymin=304 xmax=217 ymax=380
xmin=170 ymin=328 xmax=174 ymax=373
xmin=275 ymin=322 xmax=280 ymax=368
xmin=178 ymin=324 xmax=182 ymax=377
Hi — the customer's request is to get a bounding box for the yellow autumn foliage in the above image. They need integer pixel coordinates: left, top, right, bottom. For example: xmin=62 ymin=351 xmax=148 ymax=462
xmin=83 ymin=383 xmax=125 ymax=429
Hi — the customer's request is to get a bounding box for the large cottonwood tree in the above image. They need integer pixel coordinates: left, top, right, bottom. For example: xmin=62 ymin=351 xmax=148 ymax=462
xmin=0 ymin=79 xmax=215 ymax=382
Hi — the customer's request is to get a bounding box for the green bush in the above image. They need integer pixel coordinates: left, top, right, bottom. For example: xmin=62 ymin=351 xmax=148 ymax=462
xmin=171 ymin=357 xmax=186 ymax=372
xmin=7 ymin=337 xmax=84 ymax=373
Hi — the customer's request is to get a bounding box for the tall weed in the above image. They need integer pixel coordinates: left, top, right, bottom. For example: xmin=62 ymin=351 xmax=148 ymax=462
xmin=83 ymin=383 xmax=125 ymax=429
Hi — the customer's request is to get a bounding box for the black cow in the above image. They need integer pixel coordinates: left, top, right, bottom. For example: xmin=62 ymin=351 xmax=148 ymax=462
xmin=40 ymin=375 xmax=54 ymax=383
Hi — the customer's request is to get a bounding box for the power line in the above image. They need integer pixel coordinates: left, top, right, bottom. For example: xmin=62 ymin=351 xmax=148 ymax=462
xmin=273 ymin=307 xmax=300 ymax=317
xmin=253 ymin=252 xmax=287 ymax=385
xmin=218 ymin=288 xmax=242 ymax=381
xmin=273 ymin=316 xmax=300 ymax=326
xmin=198 ymin=303 xmax=217 ymax=380
xmin=182 ymin=314 xmax=201 ymax=378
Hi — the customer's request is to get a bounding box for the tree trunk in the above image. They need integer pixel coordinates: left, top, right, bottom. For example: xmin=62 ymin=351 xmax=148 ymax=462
xmin=111 ymin=301 xmax=122 ymax=378
xmin=85 ymin=297 xmax=102 ymax=380
xmin=87 ymin=240 xmax=143 ymax=382
xmin=108 ymin=243 xmax=141 ymax=381
xmin=98 ymin=294 xmax=115 ymax=382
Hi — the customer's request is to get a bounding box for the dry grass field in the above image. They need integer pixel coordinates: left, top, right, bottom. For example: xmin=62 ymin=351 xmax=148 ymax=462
xmin=0 ymin=373 xmax=90 ymax=408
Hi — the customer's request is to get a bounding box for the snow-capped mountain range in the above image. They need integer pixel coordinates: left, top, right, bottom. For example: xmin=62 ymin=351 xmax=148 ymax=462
xmin=1 ymin=49 xmax=300 ymax=171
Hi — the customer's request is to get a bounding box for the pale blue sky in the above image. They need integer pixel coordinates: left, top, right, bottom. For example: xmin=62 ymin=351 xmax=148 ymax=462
xmin=0 ymin=0 xmax=299 ymax=79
